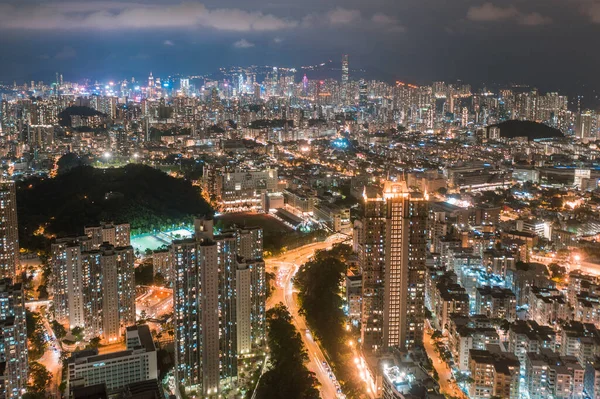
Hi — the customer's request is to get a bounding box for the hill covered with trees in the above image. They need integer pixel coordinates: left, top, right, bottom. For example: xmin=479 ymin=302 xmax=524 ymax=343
xmin=488 ymin=120 xmax=564 ymax=140
xmin=57 ymin=106 xmax=106 ymax=127
xmin=17 ymin=164 xmax=212 ymax=251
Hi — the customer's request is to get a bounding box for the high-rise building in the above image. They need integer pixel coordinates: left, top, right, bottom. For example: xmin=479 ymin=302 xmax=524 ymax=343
xmin=84 ymin=222 xmax=130 ymax=249
xmin=359 ymin=79 xmax=368 ymax=107
xmin=358 ymin=182 xmax=429 ymax=354
xmin=51 ymin=238 xmax=135 ymax=343
xmin=576 ymin=111 xmax=594 ymax=140
xmin=0 ymin=279 xmax=28 ymax=399
xmin=173 ymin=218 xmax=265 ymax=397
xmin=0 ymin=182 xmax=19 ymax=280
xmin=341 ymin=54 xmax=349 ymax=105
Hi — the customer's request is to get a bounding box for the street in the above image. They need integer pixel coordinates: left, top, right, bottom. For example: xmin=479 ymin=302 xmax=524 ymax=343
xmin=531 ymin=254 xmax=600 ymax=276
xmin=266 ymin=236 xmax=346 ymax=399
xmin=422 ymin=327 xmax=467 ymax=399
xmin=26 ymin=303 xmax=62 ymax=398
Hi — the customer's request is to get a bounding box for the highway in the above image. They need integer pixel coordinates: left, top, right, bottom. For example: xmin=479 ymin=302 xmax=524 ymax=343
xmin=266 ymin=236 xmax=347 ymax=399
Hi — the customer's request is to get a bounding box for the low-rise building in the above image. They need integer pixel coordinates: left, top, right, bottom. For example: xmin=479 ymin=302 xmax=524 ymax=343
xmin=469 ymin=345 xmax=520 ymax=399
xmin=68 ymin=325 xmax=158 ymax=394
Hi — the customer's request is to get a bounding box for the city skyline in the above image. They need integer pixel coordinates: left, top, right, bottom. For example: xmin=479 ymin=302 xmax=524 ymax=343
xmin=1 ymin=0 xmax=600 ymax=100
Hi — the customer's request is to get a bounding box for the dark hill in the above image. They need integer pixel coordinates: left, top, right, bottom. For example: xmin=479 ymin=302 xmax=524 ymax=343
xmin=488 ymin=120 xmax=564 ymax=140
xmin=58 ymin=106 xmax=106 ymax=127
xmin=17 ymin=164 xmax=212 ymax=251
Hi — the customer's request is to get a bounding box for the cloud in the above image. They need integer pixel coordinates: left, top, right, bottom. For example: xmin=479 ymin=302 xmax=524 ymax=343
xmin=467 ymin=2 xmax=551 ymax=25
xmin=519 ymin=12 xmax=552 ymax=26
xmin=273 ymin=37 xmax=284 ymax=43
xmin=371 ymin=13 xmax=406 ymax=32
xmin=163 ymin=40 xmax=175 ymax=46
xmin=327 ymin=8 xmax=361 ymax=24
xmin=54 ymin=46 xmax=76 ymax=60
xmin=0 ymin=2 xmax=298 ymax=31
xmin=233 ymin=39 xmax=255 ymax=48
xmin=467 ymin=3 xmax=518 ymax=21
xmin=582 ymin=2 xmax=600 ymax=23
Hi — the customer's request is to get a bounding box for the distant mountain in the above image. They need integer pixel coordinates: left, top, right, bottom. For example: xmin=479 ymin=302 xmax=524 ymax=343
xmin=488 ymin=120 xmax=564 ymax=140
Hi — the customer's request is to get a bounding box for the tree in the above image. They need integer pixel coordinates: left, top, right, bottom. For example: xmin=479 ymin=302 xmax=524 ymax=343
xmin=56 ymin=153 xmax=90 ymax=174
xmin=135 ymin=263 xmax=154 ymax=286
xmin=71 ymin=326 xmax=84 ymax=341
xmin=36 ymin=284 xmax=49 ymax=300
xmin=255 ymin=304 xmax=319 ymax=399
xmin=154 ymin=272 xmax=166 ymax=287
xmin=27 ymin=362 xmax=52 ymax=394
xmin=51 ymin=320 xmax=67 ymax=339
xmin=26 ymin=310 xmax=46 ymax=361
xmin=548 ymin=263 xmax=566 ymax=280
xmin=86 ymin=336 xmax=101 ymax=349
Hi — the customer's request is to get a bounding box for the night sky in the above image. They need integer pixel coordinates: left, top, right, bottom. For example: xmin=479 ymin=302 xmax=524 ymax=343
xmin=0 ymin=0 xmax=599 ymax=98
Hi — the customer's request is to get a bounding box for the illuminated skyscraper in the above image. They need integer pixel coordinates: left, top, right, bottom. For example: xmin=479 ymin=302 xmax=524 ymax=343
xmin=359 ymin=79 xmax=368 ymax=107
xmin=358 ymin=182 xmax=428 ymax=354
xmin=0 ymin=278 xmax=28 ymax=399
xmin=173 ymin=218 xmax=265 ymax=398
xmin=341 ymin=54 xmax=349 ymax=105
xmin=0 ymin=182 xmax=19 ymax=280
xmin=576 ymin=111 xmax=594 ymax=140
xmin=51 ymin=238 xmax=135 ymax=343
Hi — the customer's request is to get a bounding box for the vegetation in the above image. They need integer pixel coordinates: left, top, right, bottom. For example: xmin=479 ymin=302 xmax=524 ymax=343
xmin=489 ymin=120 xmax=564 ymax=140
xmin=51 ymin=320 xmax=67 ymax=340
xmin=71 ymin=326 xmax=84 ymax=341
xmin=56 ymin=153 xmax=92 ymax=174
xmin=548 ymin=262 xmax=567 ymax=281
xmin=58 ymin=106 xmax=105 ymax=127
xmin=265 ymin=271 xmax=276 ymax=300
xmin=135 ymin=263 xmax=155 ymax=286
xmin=26 ymin=310 xmax=46 ymax=361
xmin=24 ymin=362 xmax=52 ymax=399
xmin=255 ymin=304 xmax=319 ymax=399
xmin=294 ymin=244 xmax=362 ymax=396
xmin=17 ymin=164 xmax=212 ymax=251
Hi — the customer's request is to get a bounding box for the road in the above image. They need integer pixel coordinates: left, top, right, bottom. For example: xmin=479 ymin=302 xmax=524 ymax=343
xmin=30 ymin=307 xmax=62 ymax=398
xmin=422 ymin=327 xmax=467 ymax=399
xmin=531 ymin=254 xmax=600 ymax=276
xmin=266 ymin=236 xmax=347 ymax=399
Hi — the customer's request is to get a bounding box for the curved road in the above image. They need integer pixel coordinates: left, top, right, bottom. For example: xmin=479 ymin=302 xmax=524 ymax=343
xmin=266 ymin=237 xmax=346 ymax=399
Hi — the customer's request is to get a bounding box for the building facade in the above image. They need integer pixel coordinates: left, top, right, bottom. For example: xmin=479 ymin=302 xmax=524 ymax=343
xmin=173 ymin=218 xmax=266 ymax=397
xmin=0 ymin=182 xmax=19 ymax=280
xmin=0 ymin=279 xmax=27 ymax=399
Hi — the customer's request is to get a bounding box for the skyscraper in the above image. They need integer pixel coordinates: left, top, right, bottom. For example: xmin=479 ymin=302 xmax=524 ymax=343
xmin=358 ymin=182 xmax=429 ymax=354
xmin=0 ymin=182 xmax=19 ymax=280
xmin=0 ymin=278 xmax=28 ymax=399
xmin=173 ymin=218 xmax=265 ymax=397
xmin=51 ymin=238 xmax=135 ymax=343
xmin=359 ymin=79 xmax=368 ymax=107
xmin=341 ymin=54 xmax=349 ymax=105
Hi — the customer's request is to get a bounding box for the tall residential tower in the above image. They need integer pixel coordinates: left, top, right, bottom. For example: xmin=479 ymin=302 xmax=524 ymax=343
xmin=173 ymin=218 xmax=265 ymax=398
xmin=358 ymin=182 xmax=429 ymax=354
xmin=0 ymin=182 xmax=19 ymax=280
xmin=0 ymin=279 xmax=28 ymax=399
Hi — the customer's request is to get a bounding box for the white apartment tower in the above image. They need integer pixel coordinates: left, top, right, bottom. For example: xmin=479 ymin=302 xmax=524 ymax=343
xmin=173 ymin=217 xmax=265 ymax=397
